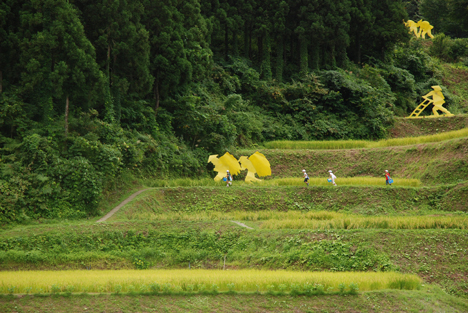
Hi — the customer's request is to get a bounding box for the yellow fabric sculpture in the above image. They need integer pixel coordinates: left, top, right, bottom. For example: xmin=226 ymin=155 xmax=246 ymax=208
xmin=248 ymin=152 xmax=272 ymax=177
xmin=239 ymin=156 xmax=261 ymax=183
xmin=208 ymin=152 xmax=242 ymax=182
xmin=404 ymin=20 xmax=419 ymax=37
xmin=417 ymin=20 xmax=434 ymax=39
xmin=208 ymin=151 xmax=271 ymax=183
xmin=404 ymin=19 xmax=434 ymax=39
xmin=406 ymin=86 xmax=454 ymax=118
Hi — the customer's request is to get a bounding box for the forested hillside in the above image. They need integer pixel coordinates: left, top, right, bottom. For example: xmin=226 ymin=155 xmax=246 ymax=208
xmin=1 ymin=0 xmax=468 ymax=223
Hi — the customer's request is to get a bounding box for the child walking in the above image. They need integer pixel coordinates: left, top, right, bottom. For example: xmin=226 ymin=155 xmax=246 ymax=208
xmin=226 ymin=170 xmax=233 ymax=187
xmin=302 ymin=169 xmax=309 ymax=186
xmin=328 ymin=170 xmax=337 ymax=186
xmin=385 ymin=170 xmax=392 ymax=185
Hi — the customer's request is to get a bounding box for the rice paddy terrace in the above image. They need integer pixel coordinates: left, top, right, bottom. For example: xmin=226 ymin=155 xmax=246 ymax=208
xmin=1 ymin=117 xmax=468 ymax=312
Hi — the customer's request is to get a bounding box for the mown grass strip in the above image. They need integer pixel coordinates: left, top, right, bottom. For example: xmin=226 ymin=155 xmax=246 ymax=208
xmin=140 ymin=177 xmax=421 ymax=188
xmin=265 ymin=127 xmax=468 ymax=150
xmin=126 ymin=210 xmax=468 ymax=230
xmin=260 ymin=215 xmax=468 ymax=230
xmin=0 ymin=270 xmax=421 ymax=294
xmin=265 ymin=177 xmax=421 ymax=187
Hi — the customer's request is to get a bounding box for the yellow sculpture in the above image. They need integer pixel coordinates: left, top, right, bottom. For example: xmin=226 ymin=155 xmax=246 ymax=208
xmin=208 ymin=152 xmax=242 ymax=182
xmin=406 ymin=86 xmax=454 ymax=119
xmin=238 ymin=152 xmax=272 ymax=183
xmin=404 ymin=20 xmax=419 ymax=37
xmin=248 ymin=151 xmax=271 ymax=177
xmin=404 ymin=19 xmax=434 ymax=39
xmin=417 ymin=20 xmax=434 ymax=39
xmin=208 ymin=151 xmax=271 ymax=183
xmin=239 ymin=156 xmax=261 ymax=183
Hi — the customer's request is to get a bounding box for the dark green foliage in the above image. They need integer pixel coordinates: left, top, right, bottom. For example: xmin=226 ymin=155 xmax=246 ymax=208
xmin=0 ymin=0 xmax=464 ymax=223
xmin=420 ymin=0 xmax=468 ymax=37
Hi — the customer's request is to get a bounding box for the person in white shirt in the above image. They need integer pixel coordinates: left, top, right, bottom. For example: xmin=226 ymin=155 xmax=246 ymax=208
xmin=226 ymin=170 xmax=232 ymax=187
xmin=302 ymin=169 xmax=309 ymax=186
xmin=328 ymin=170 xmax=337 ymax=186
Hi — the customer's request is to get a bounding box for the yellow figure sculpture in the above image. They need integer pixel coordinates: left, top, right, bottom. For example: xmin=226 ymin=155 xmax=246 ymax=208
xmin=209 ymin=151 xmax=271 ymax=183
xmin=208 ymin=152 xmax=242 ymax=182
xmin=404 ymin=19 xmax=434 ymax=39
xmin=404 ymin=20 xmax=419 ymax=37
xmin=239 ymin=151 xmax=272 ymax=183
xmin=406 ymin=86 xmax=454 ymax=119
xmin=239 ymin=156 xmax=261 ymax=183
xmin=248 ymin=151 xmax=271 ymax=177
xmin=417 ymin=20 xmax=434 ymax=39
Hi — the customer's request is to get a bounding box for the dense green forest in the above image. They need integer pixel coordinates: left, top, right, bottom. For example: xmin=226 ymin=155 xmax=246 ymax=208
xmin=1 ymin=0 xmax=468 ymax=223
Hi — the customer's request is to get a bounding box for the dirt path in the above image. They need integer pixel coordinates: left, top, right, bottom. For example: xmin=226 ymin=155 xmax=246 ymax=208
xmin=231 ymin=221 xmax=254 ymax=229
xmin=97 ymin=189 xmax=150 ymax=223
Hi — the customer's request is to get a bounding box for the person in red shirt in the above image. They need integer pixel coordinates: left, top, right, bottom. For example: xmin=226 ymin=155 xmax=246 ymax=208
xmin=385 ymin=170 xmax=391 ymax=185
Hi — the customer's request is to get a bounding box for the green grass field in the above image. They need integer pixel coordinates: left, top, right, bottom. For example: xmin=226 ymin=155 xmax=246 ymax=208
xmin=2 ymin=118 xmax=468 ymax=312
xmin=264 ymin=127 xmax=468 ymax=150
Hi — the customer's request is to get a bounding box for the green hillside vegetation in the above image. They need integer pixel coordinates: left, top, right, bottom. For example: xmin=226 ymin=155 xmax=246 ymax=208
xmin=2 ymin=0 xmax=468 ymax=312
xmin=242 ymin=139 xmax=468 ymax=185
xmin=1 ymin=0 xmax=468 ymax=223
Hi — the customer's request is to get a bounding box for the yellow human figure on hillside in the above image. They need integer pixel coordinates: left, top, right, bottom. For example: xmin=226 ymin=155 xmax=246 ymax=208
xmin=422 ymin=86 xmax=453 ymax=117
xmin=404 ymin=20 xmax=419 ymax=37
xmin=208 ymin=152 xmax=242 ymax=182
xmin=417 ymin=20 xmax=434 ymax=39
xmin=239 ymin=156 xmax=261 ymax=183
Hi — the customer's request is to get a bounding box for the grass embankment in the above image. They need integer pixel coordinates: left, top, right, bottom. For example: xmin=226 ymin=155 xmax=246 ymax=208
xmin=442 ymin=63 xmax=468 ymax=113
xmin=389 ymin=115 xmax=468 ymax=138
xmin=142 ymin=177 xmax=421 ymax=188
xmin=2 ymin=289 xmax=468 ymax=313
xmin=129 ymin=210 xmax=468 ymax=230
xmin=239 ymin=137 xmax=468 ymax=185
xmin=0 ymin=270 xmax=421 ymax=294
xmin=114 ymin=185 xmax=468 ymax=221
xmin=264 ymin=127 xmax=468 ymax=150
xmin=1 ymin=223 xmax=467 ymax=296
xmin=270 ymin=177 xmax=421 ymax=187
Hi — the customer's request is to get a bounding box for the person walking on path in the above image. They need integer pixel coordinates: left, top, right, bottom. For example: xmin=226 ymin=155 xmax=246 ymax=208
xmin=226 ymin=170 xmax=233 ymax=187
xmin=329 ymin=170 xmax=337 ymax=186
xmin=385 ymin=170 xmax=392 ymax=185
xmin=302 ymin=169 xmax=309 ymax=186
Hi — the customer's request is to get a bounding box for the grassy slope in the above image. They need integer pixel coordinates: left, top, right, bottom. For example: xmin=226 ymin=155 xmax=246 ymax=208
xmin=240 ymin=137 xmax=468 ymax=185
xmin=2 ymin=120 xmax=468 ymax=310
xmin=113 ymin=185 xmax=468 ymax=218
xmin=389 ymin=116 xmax=468 ymax=138
xmin=1 ymin=289 xmax=468 ymax=313
xmin=1 ymin=220 xmax=467 ymax=296
xmin=442 ymin=63 xmax=468 ymax=113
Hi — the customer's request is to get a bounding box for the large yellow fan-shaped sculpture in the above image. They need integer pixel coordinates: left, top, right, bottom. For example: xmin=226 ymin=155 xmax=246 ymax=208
xmin=208 ymin=152 xmax=242 ymax=182
xmin=239 ymin=156 xmax=261 ymax=183
xmin=248 ymin=151 xmax=271 ymax=177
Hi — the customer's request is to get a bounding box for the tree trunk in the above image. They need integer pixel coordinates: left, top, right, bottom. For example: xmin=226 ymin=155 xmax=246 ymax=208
xmin=262 ymin=33 xmax=272 ymax=80
xmin=154 ymin=76 xmax=160 ymax=116
xmin=248 ymin=25 xmax=253 ymax=59
xmin=356 ymin=34 xmax=361 ymax=64
xmin=233 ymin=30 xmax=239 ymax=56
xmin=258 ymin=35 xmax=263 ymax=67
xmin=300 ymin=37 xmax=308 ymax=76
xmin=310 ymin=43 xmax=320 ymax=71
xmin=244 ymin=23 xmax=249 ymax=58
xmin=225 ymin=23 xmax=229 ymax=60
xmin=276 ymin=35 xmax=284 ymax=82
xmin=64 ymin=96 xmax=69 ymax=136
xmin=331 ymin=44 xmax=336 ymax=68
